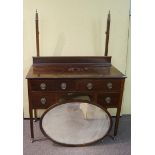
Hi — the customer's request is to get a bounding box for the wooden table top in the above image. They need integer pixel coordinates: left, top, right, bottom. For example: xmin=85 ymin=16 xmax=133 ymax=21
xmin=26 ymin=57 xmax=126 ymax=79
xmin=26 ymin=64 xmax=126 ymax=79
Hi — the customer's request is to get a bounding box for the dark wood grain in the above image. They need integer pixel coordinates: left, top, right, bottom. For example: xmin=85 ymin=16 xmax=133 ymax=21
xmin=35 ymin=11 xmax=40 ymax=57
xmin=33 ymin=56 xmax=111 ymax=65
xmin=28 ymin=80 xmax=34 ymax=140
xmin=26 ymin=56 xmax=126 ymax=142
xmin=31 ymin=92 xmax=57 ymax=109
xmin=26 ymin=57 xmax=125 ymax=79
xmin=114 ymin=79 xmax=125 ymax=136
xmin=29 ymin=79 xmax=122 ymax=92
xmin=105 ymin=11 xmax=111 ymax=56
xmin=97 ymin=92 xmax=120 ymax=106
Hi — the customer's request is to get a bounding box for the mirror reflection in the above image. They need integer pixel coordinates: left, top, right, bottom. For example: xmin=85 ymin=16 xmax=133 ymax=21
xmin=41 ymin=102 xmax=111 ymax=146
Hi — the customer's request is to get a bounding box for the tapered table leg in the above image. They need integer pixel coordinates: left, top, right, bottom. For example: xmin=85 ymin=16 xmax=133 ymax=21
xmin=28 ymin=80 xmax=35 ymax=142
xmin=113 ymin=79 xmax=125 ymax=138
xmin=33 ymin=109 xmax=37 ymax=122
xmin=29 ymin=108 xmax=34 ymax=142
xmin=114 ymin=108 xmax=121 ymax=137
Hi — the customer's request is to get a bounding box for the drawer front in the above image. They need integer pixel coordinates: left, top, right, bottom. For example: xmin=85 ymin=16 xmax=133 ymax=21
xmin=31 ymin=92 xmax=57 ymax=109
xmin=77 ymin=79 xmax=121 ymax=92
xmin=30 ymin=80 xmax=55 ymax=91
xmin=30 ymin=79 xmax=76 ymax=91
xmin=97 ymin=93 xmax=120 ymax=107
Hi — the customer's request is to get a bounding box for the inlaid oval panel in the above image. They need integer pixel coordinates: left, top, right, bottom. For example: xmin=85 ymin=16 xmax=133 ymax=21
xmin=40 ymin=102 xmax=112 ymax=146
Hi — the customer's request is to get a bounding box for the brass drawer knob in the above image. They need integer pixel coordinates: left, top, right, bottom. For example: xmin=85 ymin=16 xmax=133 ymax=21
xmin=87 ymin=83 xmax=93 ymax=90
xmin=61 ymin=82 xmax=67 ymax=90
xmin=107 ymin=82 xmax=112 ymax=89
xmin=40 ymin=83 xmax=46 ymax=90
xmin=105 ymin=97 xmax=111 ymax=104
xmin=40 ymin=98 xmax=46 ymax=104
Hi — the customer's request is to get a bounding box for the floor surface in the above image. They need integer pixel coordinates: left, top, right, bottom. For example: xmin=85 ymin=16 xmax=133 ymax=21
xmin=23 ymin=115 xmax=131 ymax=155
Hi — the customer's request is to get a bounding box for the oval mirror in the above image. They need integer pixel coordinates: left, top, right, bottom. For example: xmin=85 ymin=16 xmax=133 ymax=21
xmin=40 ymin=102 xmax=112 ymax=146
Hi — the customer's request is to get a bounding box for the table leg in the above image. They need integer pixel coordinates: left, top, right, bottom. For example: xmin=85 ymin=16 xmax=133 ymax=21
xmin=33 ymin=109 xmax=37 ymax=122
xmin=114 ymin=79 xmax=125 ymax=137
xmin=28 ymin=80 xmax=35 ymax=142
xmin=29 ymin=108 xmax=34 ymax=142
xmin=114 ymin=108 xmax=121 ymax=136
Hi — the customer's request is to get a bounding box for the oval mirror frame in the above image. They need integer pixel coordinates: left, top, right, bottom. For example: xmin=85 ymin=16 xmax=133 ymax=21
xmin=40 ymin=100 xmax=112 ymax=146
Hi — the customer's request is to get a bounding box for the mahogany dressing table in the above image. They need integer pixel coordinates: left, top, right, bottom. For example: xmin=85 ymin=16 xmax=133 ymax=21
xmin=26 ymin=11 xmax=126 ymax=143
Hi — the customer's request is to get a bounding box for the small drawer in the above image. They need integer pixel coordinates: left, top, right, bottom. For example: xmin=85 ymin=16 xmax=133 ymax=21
xmin=77 ymin=80 xmax=98 ymax=91
xmin=97 ymin=93 xmax=120 ymax=107
xmin=30 ymin=79 xmax=56 ymax=91
xmin=29 ymin=79 xmax=76 ymax=91
xmin=102 ymin=79 xmax=122 ymax=92
xmin=77 ymin=79 xmax=121 ymax=92
xmin=54 ymin=80 xmax=76 ymax=91
xmin=31 ymin=92 xmax=57 ymax=109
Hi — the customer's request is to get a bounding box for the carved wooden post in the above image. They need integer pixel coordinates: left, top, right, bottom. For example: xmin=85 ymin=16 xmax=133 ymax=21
xmin=35 ymin=10 xmax=40 ymax=57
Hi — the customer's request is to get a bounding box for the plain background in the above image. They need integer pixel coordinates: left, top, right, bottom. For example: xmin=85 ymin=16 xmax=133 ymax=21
xmin=0 ymin=0 xmax=155 ymax=155
xmin=23 ymin=0 xmax=131 ymax=118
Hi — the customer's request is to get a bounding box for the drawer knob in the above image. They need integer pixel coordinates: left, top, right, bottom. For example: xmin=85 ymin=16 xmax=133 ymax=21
xmin=105 ymin=97 xmax=111 ymax=104
xmin=87 ymin=83 xmax=93 ymax=90
xmin=61 ymin=82 xmax=67 ymax=90
xmin=40 ymin=98 xmax=46 ymax=104
xmin=40 ymin=83 xmax=46 ymax=90
xmin=107 ymin=82 xmax=112 ymax=89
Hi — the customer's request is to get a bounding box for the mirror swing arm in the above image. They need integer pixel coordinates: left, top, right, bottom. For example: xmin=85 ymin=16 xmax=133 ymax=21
xmin=105 ymin=11 xmax=110 ymax=56
xmin=32 ymin=10 xmax=40 ymax=122
xmin=35 ymin=10 xmax=40 ymax=57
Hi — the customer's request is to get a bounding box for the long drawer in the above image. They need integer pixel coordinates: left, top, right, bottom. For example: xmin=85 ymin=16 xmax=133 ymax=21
xmin=29 ymin=79 xmax=121 ymax=92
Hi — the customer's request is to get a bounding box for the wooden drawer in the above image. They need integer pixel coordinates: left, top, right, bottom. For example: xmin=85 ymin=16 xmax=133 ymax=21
xmin=77 ymin=79 xmax=121 ymax=92
xmin=97 ymin=93 xmax=120 ymax=107
xmin=30 ymin=79 xmax=55 ymax=91
xmin=31 ymin=92 xmax=57 ymax=109
xmin=29 ymin=79 xmax=76 ymax=91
